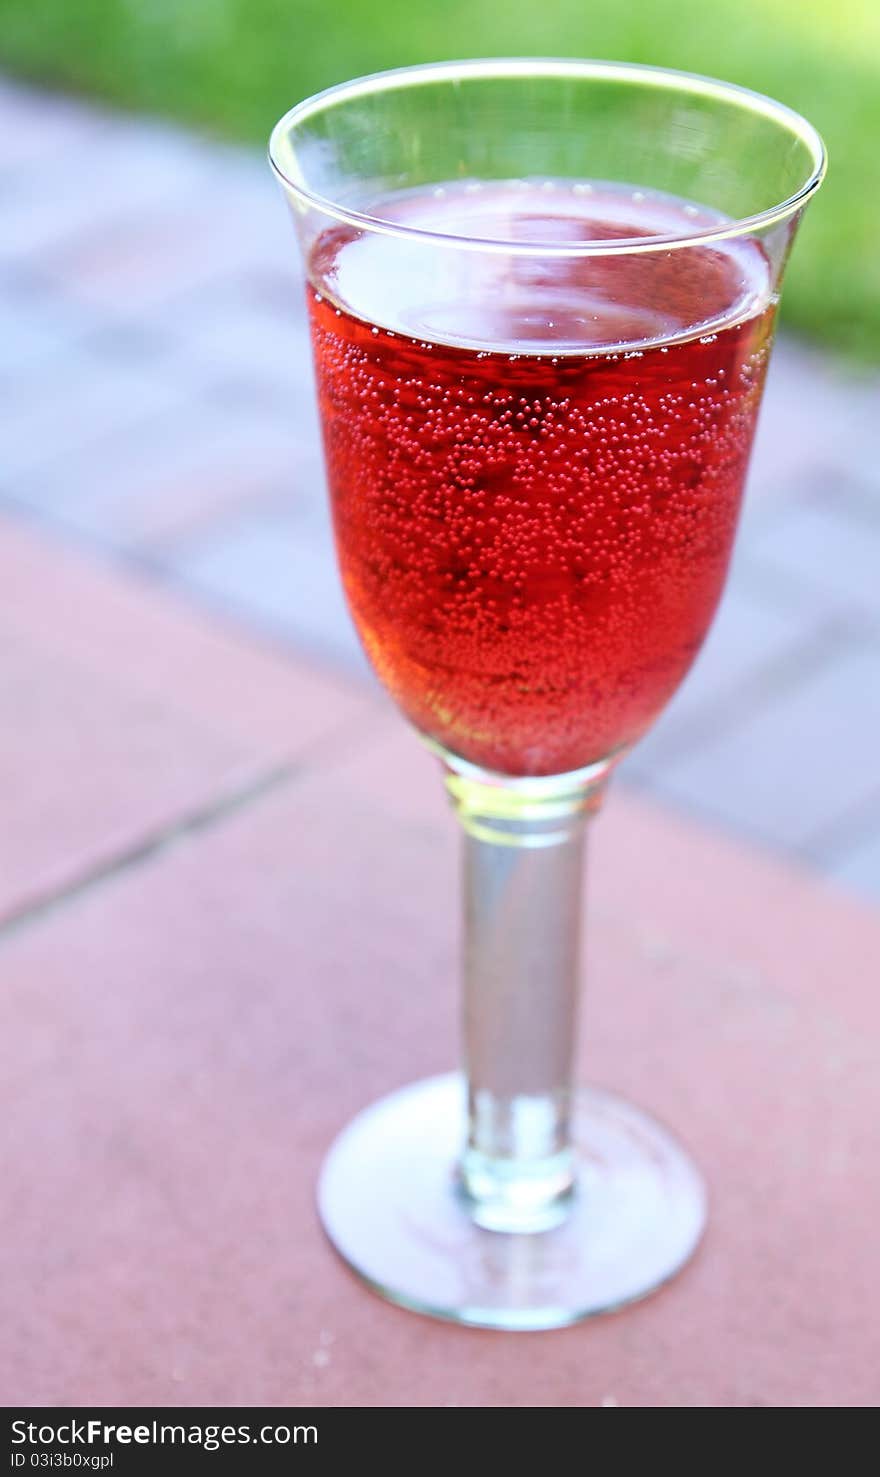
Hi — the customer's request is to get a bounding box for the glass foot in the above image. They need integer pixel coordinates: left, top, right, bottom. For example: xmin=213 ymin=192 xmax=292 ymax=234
xmin=318 ymin=1073 xmax=707 ymax=1330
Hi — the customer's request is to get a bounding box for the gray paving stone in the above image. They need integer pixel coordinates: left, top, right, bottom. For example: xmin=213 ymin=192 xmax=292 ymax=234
xmin=748 ymin=337 xmax=877 ymax=503
xmin=165 ymin=505 xmax=370 ymax=676
xmin=4 ymin=400 xmax=309 ymax=550
xmin=741 ymin=485 xmax=880 ymax=620
xmin=826 ymin=828 xmax=880 ymax=904
xmin=826 ymin=390 xmax=880 ymax=495
xmin=0 ymin=288 xmax=93 ymax=377
xmin=1 ymin=119 xmax=225 ymax=264
xmin=150 ymin=283 xmax=311 ymax=399
xmin=0 ymin=347 xmax=204 ymax=484
xmin=33 ymin=181 xmax=296 ymax=315
xmin=639 ymin=638 xmax=880 ymax=852
xmin=0 ymin=77 xmax=104 ymax=170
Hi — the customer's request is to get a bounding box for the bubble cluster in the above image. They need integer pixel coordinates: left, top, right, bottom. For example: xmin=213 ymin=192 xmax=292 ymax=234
xmin=307 ymin=183 xmax=775 ymax=776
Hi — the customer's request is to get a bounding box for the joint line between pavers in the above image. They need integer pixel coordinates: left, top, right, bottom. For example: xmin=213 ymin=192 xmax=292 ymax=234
xmin=0 ymin=760 xmax=300 ymax=945
xmin=0 ymin=696 xmax=389 ymax=944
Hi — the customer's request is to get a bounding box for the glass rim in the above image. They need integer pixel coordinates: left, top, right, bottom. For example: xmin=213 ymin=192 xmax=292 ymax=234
xmin=268 ymin=58 xmax=827 ymax=259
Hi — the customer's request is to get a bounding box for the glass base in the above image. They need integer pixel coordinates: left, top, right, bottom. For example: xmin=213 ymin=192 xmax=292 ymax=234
xmin=318 ymin=1073 xmax=707 ymax=1330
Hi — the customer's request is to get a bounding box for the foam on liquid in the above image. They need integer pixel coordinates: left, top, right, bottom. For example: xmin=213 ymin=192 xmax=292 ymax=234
xmin=313 ymin=178 xmax=773 ymax=357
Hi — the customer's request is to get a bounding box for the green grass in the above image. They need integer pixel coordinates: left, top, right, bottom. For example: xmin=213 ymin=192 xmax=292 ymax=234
xmin=2 ymin=0 xmax=877 ymax=359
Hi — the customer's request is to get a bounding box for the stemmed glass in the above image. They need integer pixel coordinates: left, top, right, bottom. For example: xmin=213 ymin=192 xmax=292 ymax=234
xmin=270 ymin=60 xmax=825 ymax=1329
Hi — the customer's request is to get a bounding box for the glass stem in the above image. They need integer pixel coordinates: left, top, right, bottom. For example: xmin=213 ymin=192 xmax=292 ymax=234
xmin=442 ymin=756 xmax=614 ymax=1232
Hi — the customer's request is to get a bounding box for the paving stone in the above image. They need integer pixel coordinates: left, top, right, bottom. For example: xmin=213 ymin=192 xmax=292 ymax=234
xmin=0 ymin=620 xmax=257 ymax=923
xmin=1 ymin=117 xmax=225 ymax=264
xmin=749 ymin=337 xmax=875 ymax=502
xmin=1 ymin=712 xmax=879 ymax=1404
xmin=826 ymin=389 xmax=880 ymax=495
xmin=827 ymin=827 xmax=880 ymax=904
xmin=0 ymin=344 xmax=206 ymax=484
xmin=741 ymin=484 xmax=880 ymax=621
xmin=0 ymin=285 xmax=93 ymax=377
xmin=150 ymin=282 xmax=311 ymax=395
xmin=641 ymin=638 xmax=880 ymax=852
xmin=5 ymin=398 xmax=309 ymax=551
xmin=165 ymin=504 xmax=370 ymax=675
xmin=0 ymin=77 xmax=105 ymax=170
xmin=33 ymin=181 xmax=296 ymax=315
xmin=0 ymin=513 xmax=372 ymax=923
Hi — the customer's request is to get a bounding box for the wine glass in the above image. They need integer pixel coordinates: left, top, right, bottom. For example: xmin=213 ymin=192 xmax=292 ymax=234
xmin=269 ymin=59 xmax=825 ymax=1330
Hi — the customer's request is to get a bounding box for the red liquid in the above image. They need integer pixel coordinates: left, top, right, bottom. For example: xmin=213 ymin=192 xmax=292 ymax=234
xmin=308 ymin=182 xmax=774 ymax=776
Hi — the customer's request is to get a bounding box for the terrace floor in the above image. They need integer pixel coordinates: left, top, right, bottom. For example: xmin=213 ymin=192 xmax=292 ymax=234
xmin=2 ymin=78 xmax=880 ymax=900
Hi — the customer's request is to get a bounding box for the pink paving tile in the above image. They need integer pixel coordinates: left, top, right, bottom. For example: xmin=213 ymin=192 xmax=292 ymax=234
xmin=0 ymin=514 xmax=375 ymax=922
xmin=1 ymin=709 xmax=878 ymax=1406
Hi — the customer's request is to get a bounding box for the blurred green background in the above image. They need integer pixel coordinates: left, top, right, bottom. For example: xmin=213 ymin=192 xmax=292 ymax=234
xmin=1 ymin=0 xmax=876 ymax=359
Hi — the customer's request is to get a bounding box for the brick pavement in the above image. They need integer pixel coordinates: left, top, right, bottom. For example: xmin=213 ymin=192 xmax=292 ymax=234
xmin=2 ymin=75 xmax=878 ymax=899
xmin=1 ymin=509 xmax=879 ymax=1406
